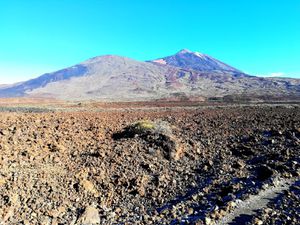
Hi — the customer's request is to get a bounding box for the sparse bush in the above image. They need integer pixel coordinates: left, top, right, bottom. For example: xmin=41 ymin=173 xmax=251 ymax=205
xmin=113 ymin=120 xmax=184 ymax=160
xmin=132 ymin=120 xmax=155 ymax=132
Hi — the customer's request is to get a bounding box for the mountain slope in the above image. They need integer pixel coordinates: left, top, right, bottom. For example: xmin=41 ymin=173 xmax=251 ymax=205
xmin=27 ymin=55 xmax=171 ymax=100
xmin=0 ymin=51 xmax=299 ymax=101
xmin=0 ymin=65 xmax=88 ymax=97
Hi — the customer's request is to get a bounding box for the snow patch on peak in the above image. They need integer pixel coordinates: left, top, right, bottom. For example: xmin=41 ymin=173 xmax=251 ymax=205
xmin=194 ymin=52 xmax=206 ymax=58
xmin=177 ymin=49 xmax=206 ymax=58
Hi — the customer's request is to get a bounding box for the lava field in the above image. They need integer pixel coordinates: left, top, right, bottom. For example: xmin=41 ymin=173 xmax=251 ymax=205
xmin=0 ymin=104 xmax=299 ymax=224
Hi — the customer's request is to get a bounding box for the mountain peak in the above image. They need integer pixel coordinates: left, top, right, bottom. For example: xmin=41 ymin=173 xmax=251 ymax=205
xmin=177 ymin=49 xmax=193 ymax=54
xmin=151 ymin=50 xmax=241 ymax=73
xmin=177 ymin=49 xmax=205 ymax=57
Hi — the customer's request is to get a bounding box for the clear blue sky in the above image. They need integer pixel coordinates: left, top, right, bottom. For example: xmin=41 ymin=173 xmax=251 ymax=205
xmin=0 ymin=0 xmax=300 ymax=84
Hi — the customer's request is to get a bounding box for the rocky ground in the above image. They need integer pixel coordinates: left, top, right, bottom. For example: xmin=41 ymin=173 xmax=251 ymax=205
xmin=0 ymin=104 xmax=299 ymax=224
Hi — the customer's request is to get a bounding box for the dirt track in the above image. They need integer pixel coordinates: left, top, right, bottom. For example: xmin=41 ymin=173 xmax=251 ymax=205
xmin=216 ymin=177 xmax=295 ymax=225
xmin=0 ymin=104 xmax=299 ymax=224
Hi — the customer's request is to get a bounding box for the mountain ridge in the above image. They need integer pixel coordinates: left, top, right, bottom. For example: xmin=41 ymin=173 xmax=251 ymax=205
xmin=0 ymin=50 xmax=299 ymax=101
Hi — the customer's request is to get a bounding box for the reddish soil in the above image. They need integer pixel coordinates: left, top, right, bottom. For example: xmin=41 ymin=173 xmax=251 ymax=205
xmin=0 ymin=98 xmax=64 ymax=105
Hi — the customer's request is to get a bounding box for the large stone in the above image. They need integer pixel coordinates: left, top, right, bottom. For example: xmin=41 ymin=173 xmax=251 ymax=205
xmin=78 ymin=206 xmax=100 ymax=225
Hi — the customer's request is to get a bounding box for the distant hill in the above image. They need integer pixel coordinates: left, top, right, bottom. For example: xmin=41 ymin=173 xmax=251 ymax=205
xmin=0 ymin=50 xmax=299 ymax=101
